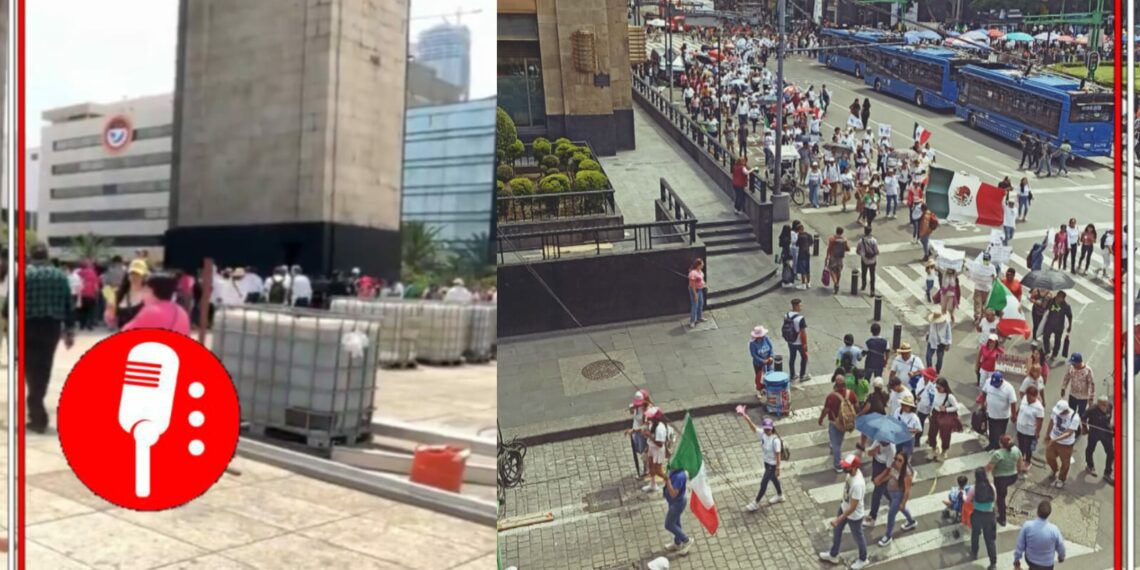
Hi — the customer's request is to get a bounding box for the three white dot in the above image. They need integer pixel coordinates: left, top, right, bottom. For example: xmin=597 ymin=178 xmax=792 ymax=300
xmin=188 ymin=383 xmax=206 ymax=455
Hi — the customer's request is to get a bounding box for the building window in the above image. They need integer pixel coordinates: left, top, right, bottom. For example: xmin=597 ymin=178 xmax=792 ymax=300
xmin=49 ymin=207 xmax=168 ymax=223
xmin=50 ymin=179 xmax=171 ymax=200
xmin=52 ymin=124 xmax=173 ymax=152
xmin=498 ymin=52 xmax=545 ymax=128
xmin=51 ymin=152 xmax=172 ymax=175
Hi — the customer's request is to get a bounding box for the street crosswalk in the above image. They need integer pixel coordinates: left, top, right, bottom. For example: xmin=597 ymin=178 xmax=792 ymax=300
xmin=737 ymin=380 xmax=1100 ymax=569
xmin=868 ymin=251 xmax=1113 ymax=329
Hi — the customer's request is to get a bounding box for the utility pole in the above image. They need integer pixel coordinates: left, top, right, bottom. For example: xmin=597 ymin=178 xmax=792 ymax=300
xmin=773 ymin=0 xmax=785 ymax=194
xmin=666 ymin=0 xmax=674 ymax=103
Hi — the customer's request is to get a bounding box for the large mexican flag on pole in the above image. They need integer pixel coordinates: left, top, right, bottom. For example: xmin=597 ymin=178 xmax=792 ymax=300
xmin=985 ymin=278 xmax=1031 ymax=338
xmin=668 ymin=414 xmax=719 ymax=535
xmin=924 ymin=167 xmax=1005 ymax=227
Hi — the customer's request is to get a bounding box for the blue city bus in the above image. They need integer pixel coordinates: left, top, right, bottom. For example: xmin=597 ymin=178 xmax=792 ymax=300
xmin=816 ymin=28 xmax=900 ymax=78
xmin=861 ymin=45 xmax=984 ymax=110
xmin=954 ymin=65 xmax=1113 ymax=158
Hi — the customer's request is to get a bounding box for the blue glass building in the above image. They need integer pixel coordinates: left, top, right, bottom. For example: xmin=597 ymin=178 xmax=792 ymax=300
xmin=401 ymin=96 xmax=495 ymax=249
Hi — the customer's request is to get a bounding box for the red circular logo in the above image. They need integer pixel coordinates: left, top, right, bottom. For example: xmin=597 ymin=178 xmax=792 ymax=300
xmin=58 ymin=329 xmax=240 ymax=511
xmin=102 ymin=115 xmax=133 ymax=152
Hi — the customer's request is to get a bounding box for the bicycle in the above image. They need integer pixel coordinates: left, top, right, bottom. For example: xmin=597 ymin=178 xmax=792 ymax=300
xmin=497 ymin=423 xmax=527 ymax=507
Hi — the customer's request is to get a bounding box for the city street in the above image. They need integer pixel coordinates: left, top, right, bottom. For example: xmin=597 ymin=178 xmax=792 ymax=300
xmin=498 ymin=34 xmax=1117 ymax=570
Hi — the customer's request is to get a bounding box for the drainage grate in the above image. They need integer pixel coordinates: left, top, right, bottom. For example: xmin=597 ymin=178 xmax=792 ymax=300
xmin=582 ymin=359 xmax=625 ymax=381
xmin=583 ymin=487 xmax=624 ymax=513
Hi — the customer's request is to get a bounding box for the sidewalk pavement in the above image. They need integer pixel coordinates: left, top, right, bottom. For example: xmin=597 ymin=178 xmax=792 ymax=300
xmin=9 ymin=332 xmax=496 ymax=570
xmin=497 ymin=274 xmax=922 ymax=439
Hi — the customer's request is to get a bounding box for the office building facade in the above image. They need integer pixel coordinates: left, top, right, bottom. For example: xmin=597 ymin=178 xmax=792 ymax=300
xmin=416 ymin=23 xmax=472 ymax=97
xmin=38 ymin=95 xmax=173 ymax=261
xmin=402 ymin=96 xmax=494 ymax=250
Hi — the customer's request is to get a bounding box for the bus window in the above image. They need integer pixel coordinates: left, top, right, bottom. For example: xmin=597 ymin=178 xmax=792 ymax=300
xmin=1070 ymin=103 xmax=1111 ymax=123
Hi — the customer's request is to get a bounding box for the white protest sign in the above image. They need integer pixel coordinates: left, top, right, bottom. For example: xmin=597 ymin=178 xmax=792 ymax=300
xmin=847 ymin=114 xmax=863 ymax=129
xmin=878 ymin=123 xmax=892 ymax=139
xmin=931 ymin=240 xmax=964 ymax=272
xmin=988 ymin=245 xmax=1012 ymax=265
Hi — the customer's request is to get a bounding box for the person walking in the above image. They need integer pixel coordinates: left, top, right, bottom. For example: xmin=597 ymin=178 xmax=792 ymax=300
xmin=982 ymin=372 xmax=1018 ymax=451
xmin=290 ymin=265 xmax=313 ymax=307
xmin=894 ymin=393 xmax=922 ymax=458
xmin=925 ymin=310 xmax=952 ymax=373
xmin=1002 ymin=200 xmax=1017 ymax=245
xmin=818 ymin=376 xmax=858 ymax=472
xmin=857 ymin=379 xmax=890 ymax=450
xmin=976 ymin=331 xmax=1004 ymax=388
xmin=926 ymin=378 xmax=961 ymax=462
xmin=1041 ymin=292 xmax=1073 ymax=361
xmin=687 ymin=259 xmax=707 ymax=329
xmin=1055 ymin=139 xmax=1072 ymax=176
xmin=1035 ymin=138 xmax=1053 ymax=177
xmin=662 ymin=466 xmax=694 ymax=555
xmin=1013 ymin=500 xmax=1067 ymax=570
xmin=795 ymin=222 xmax=813 ymax=289
xmin=25 ymin=243 xmax=77 ymax=434
xmin=986 ymin=435 xmax=1022 ymax=527
xmin=731 ymin=157 xmax=753 ymax=214
xmin=855 ymin=226 xmax=879 ymax=296
xmin=824 ymin=227 xmax=849 ymax=295
xmin=917 ymin=206 xmax=938 ymax=261
xmin=1060 ymin=352 xmax=1094 ymax=421
xmin=1030 ymin=289 xmax=1053 ymax=340
xmin=1017 ymin=177 xmax=1032 ymax=221
xmin=863 ymin=437 xmax=896 ymax=529
xmin=783 ymin=298 xmax=809 ymax=382
xmin=1044 ymin=400 xmax=1080 ymax=488
xmin=1098 ymin=228 xmax=1114 ymax=278
xmin=874 ymin=452 xmax=917 ymax=546
xmin=120 ymin=273 xmax=192 ymax=336
xmin=912 ymin=367 xmax=938 ymax=444
xmin=970 ymin=253 xmax=997 ymax=325
xmin=936 ymin=267 xmax=961 ymax=324
xmin=863 ymin=323 xmax=889 ymax=382
xmin=1017 ymin=130 xmax=1032 ymax=170
xmin=1016 ymin=385 xmax=1046 ymax=479
xmin=1084 ymin=395 xmax=1114 ymax=484
xmin=1051 ymin=224 xmax=1069 ymax=270
xmin=819 ymin=454 xmax=869 ymax=569
xmin=749 ymin=326 xmax=774 ymax=399
xmin=884 ymin=168 xmax=900 ymax=220
xmin=1077 ymin=224 xmax=1097 ymax=274
xmin=860 ymin=98 xmax=871 ymax=130
xmin=968 ymin=467 xmax=999 ymax=570
xmin=805 ymin=161 xmax=824 ymax=208
xmin=741 ymin=414 xmax=785 ymax=510
xmin=625 ymin=390 xmax=652 ymax=478
xmin=888 ymin=342 xmax=924 ymax=388
xmin=1065 ymin=218 xmax=1079 ymax=274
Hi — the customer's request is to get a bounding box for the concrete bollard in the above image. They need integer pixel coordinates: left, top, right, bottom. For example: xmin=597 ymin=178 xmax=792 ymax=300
xmin=892 ymin=324 xmax=903 ymax=351
xmin=813 ymin=234 xmax=821 ymax=257
xmin=873 ymin=295 xmax=883 ymax=322
xmin=850 ymin=270 xmax=859 ymax=296
xmin=773 ymin=355 xmax=784 ymax=372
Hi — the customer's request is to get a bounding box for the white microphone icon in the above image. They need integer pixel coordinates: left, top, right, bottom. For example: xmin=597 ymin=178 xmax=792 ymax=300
xmin=118 ymin=342 xmax=180 ymax=498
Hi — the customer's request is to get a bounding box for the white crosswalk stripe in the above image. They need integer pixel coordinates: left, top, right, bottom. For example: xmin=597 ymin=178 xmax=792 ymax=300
xmin=938 ymin=543 xmax=1096 ymax=569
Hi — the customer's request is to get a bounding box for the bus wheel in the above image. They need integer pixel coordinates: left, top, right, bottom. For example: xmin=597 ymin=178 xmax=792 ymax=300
xmin=855 ymin=66 xmax=863 ymax=78
xmin=914 ymin=92 xmax=924 ymax=107
xmin=825 ymin=56 xmax=831 ymax=66
xmin=874 ymin=79 xmax=882 ymax=91
xmin=968 ymin=113 xmax=977 ymax=128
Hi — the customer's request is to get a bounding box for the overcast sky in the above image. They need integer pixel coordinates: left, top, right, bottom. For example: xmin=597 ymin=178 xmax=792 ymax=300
xmin=27 ymin=0 xmax=496 ymax=147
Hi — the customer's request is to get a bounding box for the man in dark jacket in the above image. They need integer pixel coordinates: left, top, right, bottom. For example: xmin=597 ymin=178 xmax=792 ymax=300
xmin=1041 ymin=292 xmax=1072 ymax=360
xmin=1084 ymin=396 xmax=1114 ymax=485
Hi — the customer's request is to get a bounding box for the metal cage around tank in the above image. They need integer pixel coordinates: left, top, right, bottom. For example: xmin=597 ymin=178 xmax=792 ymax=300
xmin=211 ymin=304 xmax=382 ymax=448
xmin=328 ymin=297 xmax=421 ymax=367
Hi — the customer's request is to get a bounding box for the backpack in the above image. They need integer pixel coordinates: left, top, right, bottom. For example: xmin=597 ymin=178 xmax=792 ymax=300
xmin=840 ymin=350 xmax=856 ymax=372
xmin=781 ymin=313 xmax=800 ymax=343
xmin=776 ymin=432 xmax=791 ymax=461
xmin=664 ymin=423 xmax=679 ymax=458
xmin=267 ymin=278 xmax=288 ymax=304
xmin=859 ymin=236 xmax=878 ymax=259
xmin=829 ymin=237 xmax=847 ymax=259
xmin=835 ymin=391 xmax=856 ymax=433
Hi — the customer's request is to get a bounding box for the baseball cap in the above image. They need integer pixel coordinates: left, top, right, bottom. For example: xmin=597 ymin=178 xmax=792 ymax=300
xmin=989 ymin=371 xmax=1004 ymax=387
xmin=1069 ymin=352 xmax=1083 ymax=364
xmin=988 ymin=333 xmax=999 ymax=342
xmin=761 ymin=418 xmax=775 ymax=430
xmin=839 ymin=454 xmax=861 ymax=469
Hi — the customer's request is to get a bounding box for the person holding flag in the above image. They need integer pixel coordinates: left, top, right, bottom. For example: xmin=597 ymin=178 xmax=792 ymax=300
xmin=667 ymin=413 xmax=720 ymax=542
xmin=662 ymin=465 xmax=693 ymax=556
xmin=913 ymin=123 xmax=931 ymax=147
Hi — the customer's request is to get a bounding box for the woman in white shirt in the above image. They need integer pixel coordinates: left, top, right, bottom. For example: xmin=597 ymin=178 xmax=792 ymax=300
xmin=1016 ymin=177 xmax=1031 ymax=221
xmin=894 ymin=393 xmax=922 ymax=458
xmin=641 ymin=406 xmax=669 ymax=493
xmin=741 ymin=413 xmax=784 ymax=511
xmin=926 ymin=378 xmax=960 ymax=462
xmin=1015 ymin=385 xmax=1045 ymax=479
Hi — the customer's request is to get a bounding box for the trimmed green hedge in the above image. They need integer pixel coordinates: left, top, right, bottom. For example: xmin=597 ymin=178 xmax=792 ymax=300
xmin=574 ymin=170 xmax=609 ymax=191
xmin=508 ymin=177 xmax=536 ymax=196
xmin=538 ymin=173 xmax=572 ymax=194
xmin=496 ymin=164 xmax=515 ymax=182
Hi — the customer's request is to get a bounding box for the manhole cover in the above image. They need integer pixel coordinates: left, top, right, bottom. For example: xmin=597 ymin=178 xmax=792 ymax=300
xmin=582 ymin=359 xmax=625 ymax=381
xmin=583 ymin=487 xmax=624 ymax=513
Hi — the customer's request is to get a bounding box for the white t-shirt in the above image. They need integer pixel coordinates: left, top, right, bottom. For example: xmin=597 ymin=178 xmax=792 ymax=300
xmin=887 ymin=387 xmax=913 ymax=417
xmin=896 ymin=411 xmax=922 ymax=434
xmin=632 ymin=407 xmax=646 ymax=431
xmin=1015 ymin=398 xmax=1045 ymax=436
xmin=931 ymin=392 xmax=959 ymax=413
xmin=914 ymin=379 xmax=937 ymax=415
xmin=983 ymin=381 xmax=1018 ymax=420
xmin=756 ymin=430 xmax=782 ymax=465
xmin=1049 ymin=412 xmax=1080 ymax=446
xmin=1019 ymin=376 xmax=1045 ymax=396
xmin=867 ymin=440 xmax=896 ymax=465
xmin=890 ymin=355 xmax=924 ymax=383
xmin=842 ymin=471 xmax=867 ymax=520
xmin=1003 ymin=203 xmax=1017 ymax=227
xmin=977 ymin=319 xmax=999 ymax=347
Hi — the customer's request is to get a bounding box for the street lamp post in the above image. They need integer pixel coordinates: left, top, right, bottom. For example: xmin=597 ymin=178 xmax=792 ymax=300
xmin=666 ymin=1 xmax=674 ymax=103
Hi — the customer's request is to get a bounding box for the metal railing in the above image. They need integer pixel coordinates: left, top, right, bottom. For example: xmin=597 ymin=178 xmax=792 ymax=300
xmin=511 ymin=139 xmax=606 ymax=171
xmin=496 ymin=189 xmax=617 ymax=222
xmin=633 ymin=72 xmax=772 ymax=202
xmin=659 ymin=177 xmax=697 ymax=221
xmin=496 ymin=219 xmax=699 ymax=263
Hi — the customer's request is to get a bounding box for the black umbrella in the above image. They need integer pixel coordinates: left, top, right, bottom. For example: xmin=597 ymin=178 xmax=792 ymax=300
xmin=1021 ymin=269 xmax=1076 ymax=291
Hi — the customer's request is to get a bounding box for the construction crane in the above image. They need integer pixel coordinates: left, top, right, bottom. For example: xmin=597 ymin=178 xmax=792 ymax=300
xmin=410 ymin=7 xmax=483 ymax=25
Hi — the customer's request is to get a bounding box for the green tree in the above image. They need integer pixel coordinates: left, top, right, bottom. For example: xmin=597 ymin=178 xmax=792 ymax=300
xmin=69 ymin=233 xmax=113 ymax=261
xmin=401 ymin=221 xmax=443 ymax=277
xmin=447 ymin=233 xmax=494 ymax=280
xmin=496 ymin=107 xmax=519 ymax=155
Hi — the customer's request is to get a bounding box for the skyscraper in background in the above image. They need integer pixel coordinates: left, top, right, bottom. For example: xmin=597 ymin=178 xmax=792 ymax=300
xmin=416 ymin=22 xmax=471 ymax=99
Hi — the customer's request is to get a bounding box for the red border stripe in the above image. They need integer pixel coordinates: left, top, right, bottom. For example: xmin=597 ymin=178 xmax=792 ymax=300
xmin=17 ymin=0 xmax=26 ymax=566
xmin=1112 ymin=3 xmax=1121 ymax=567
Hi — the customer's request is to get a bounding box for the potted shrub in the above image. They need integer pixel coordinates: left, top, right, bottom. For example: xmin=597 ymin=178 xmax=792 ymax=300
xmin=532 ymin=137 xmax=552 ymax=160
xmin=497 ymin=164 xmax=515 ymax=182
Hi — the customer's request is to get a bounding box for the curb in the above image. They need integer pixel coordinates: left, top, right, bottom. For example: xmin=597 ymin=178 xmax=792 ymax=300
xmin=516 ymin=398 xmax=756 ymax=447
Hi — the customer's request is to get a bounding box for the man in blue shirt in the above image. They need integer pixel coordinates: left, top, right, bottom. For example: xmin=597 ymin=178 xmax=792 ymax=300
xmin=1014 ymin=500 xmax=1066 ymax=570
xmin=863 ymin=323 xmax=888 ymax=381
xmin=663 ymin=468 xmax=692 ymax=556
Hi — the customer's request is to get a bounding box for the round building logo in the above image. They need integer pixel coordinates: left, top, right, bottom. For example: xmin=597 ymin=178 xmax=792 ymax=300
xmin=952 ymin=185 xmax=973 ymax=207
xmin=103 ymin=115 xmax=133 ymax=153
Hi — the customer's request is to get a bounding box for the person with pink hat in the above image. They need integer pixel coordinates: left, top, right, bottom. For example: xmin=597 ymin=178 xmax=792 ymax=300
xmin=624 ymin=390 xmax=653 ymax=479
xmin=749 ymin=325 xmax=775 ymax=399
xmin=641 ymin=406 xmax=670 ymax=493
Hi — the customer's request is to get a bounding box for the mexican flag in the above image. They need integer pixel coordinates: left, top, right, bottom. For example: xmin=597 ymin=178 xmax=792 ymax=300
xmin=914 ymin=123 xmax=931 ymax=146
xmin=985 ymin=278 xmax=1031 ymax=338
xmin=668 ymin=414 xmax=719 ymax=535
xmin=943 ymin=171 xmax=1005 ymax=227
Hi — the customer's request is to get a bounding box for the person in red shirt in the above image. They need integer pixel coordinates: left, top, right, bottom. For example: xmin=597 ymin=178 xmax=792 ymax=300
xmin=731 ymin=157 xmax=753 ymax=214
xmin=976 ymin=334 xmax=1005 ymax=389
xmin=819 ymin=375 xmax=859 ymax=472
xmin=1001 ymin=268 xmax=1022 ymax=301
